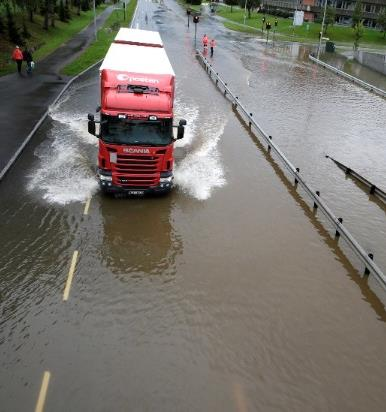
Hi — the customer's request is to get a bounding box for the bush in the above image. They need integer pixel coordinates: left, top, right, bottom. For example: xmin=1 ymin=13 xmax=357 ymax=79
xmin=189 ymin=0 xmax=202 ymax=5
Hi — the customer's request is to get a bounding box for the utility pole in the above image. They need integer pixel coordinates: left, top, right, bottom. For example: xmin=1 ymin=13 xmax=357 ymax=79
xmin=243 ymin=0 xmax=247 ymax=25
xmin=317 ymin=0 xmax=328 ymax=60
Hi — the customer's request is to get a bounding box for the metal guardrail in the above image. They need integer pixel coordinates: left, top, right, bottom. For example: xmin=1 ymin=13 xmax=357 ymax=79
xmin=196 ymin=50 xmax=386 ymax=291
xmin=326 ymin=155 xmax=386 ymax=204
xmin=309 ymin=54 xmax=386 ymax=99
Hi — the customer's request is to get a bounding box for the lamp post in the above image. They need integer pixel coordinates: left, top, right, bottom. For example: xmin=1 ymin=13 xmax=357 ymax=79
xmin=93 ymin=0 xmax=97 ymax=40
xmin=243 ymin=0 xmax=247 ymax=25
xmin=317 ymin=0 xmax=328 ymax=60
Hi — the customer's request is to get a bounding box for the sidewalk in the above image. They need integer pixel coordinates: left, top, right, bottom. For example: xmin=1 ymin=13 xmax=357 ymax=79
xmin=0 ymin=6 xmax=113 ymax=179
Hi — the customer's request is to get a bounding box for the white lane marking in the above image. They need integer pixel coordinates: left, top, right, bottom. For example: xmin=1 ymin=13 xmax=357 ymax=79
xmin=83 ymin=197 xmax=91 ymax=215
xmin=35 ymin=371 xmax=51 ymax=412
xmin=63 ymin=251 xmax=79 ymax=301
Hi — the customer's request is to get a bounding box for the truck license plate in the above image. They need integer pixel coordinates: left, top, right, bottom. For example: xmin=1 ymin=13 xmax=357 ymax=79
xmin=128 ymin=190 xmax=144 ymax=195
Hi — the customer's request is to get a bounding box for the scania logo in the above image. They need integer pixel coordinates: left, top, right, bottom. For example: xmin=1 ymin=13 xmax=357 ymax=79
xmin=123 ymin=148 xmax=150 ymax=154
xmin=116 ymin=74 xmax=159 ymax=84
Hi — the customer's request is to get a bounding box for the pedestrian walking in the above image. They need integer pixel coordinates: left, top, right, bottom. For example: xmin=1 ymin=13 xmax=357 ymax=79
xmin=11 ymin=45 xmax=24 ymax=74
xmin=202 ymin=34 xmax=208 ymax=50
xmin=23 ymin=48 xmax=34 ymax=75
xmin=210 ymin=38 xmax=216 ymax=57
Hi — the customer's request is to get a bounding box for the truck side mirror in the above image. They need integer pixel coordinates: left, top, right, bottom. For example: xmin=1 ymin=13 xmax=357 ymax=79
xmin=96 ymin=105 xmax=101 ymax=112
xmin=88 ymin=120 xmax=96 ymax=136
xmin=177 ymin=125 xmax=184 ymax=140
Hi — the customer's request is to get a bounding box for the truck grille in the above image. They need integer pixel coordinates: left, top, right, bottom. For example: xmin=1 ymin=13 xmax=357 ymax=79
xmin=113 ymin=153 xmax=161 ymax=187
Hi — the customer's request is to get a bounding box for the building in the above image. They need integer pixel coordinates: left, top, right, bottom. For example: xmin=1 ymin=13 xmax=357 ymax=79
xmin=262 ymin=0 xmax=386 ymax=27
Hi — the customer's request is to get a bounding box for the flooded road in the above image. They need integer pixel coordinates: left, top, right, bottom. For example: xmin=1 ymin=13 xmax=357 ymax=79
xmin=1 ymin=1 xmax=386 ymax=411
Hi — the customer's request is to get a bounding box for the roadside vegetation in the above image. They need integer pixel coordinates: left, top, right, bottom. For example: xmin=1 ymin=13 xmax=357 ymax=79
xmin=62 ymin=0 xmax=136 ymax=75
xmin=178 ymin=0 xmax=201 ymax=13
xmin=217 ymin=4 xmax=386 ymax=47
xmin=0 ymin=0 xmax=109 ymax=76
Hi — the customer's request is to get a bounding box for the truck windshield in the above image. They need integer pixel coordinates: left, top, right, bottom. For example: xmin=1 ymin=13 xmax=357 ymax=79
xmin=101 ymin=116 xmax=173 ymax=146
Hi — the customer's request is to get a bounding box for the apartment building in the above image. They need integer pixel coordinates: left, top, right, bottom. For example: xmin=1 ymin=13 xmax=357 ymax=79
xmin=263 ymin=0 xmax=386 ymax=26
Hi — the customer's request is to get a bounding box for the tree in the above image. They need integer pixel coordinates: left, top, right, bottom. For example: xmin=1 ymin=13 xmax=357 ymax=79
xmin=0 ymin=14 xmax=4 ymax=34
xmin=377 ymin=8 xmax=386 ymax=38
xmin=224 ymin=0 xmax=238 ymax=13
xmin=353 ymin=21 xmax=364 ymax=50
xmin=324 ymin=5 xmax=335 ymax=34
xmin=59 ymin=0 xmax=67 ymax=21
xmin=6 ymin=3 xmax=23 ymax=45
xmin=238 ymin=0 xmax=260 ymax=19
xmin=352 ymin=0 xmax=362 ymax=28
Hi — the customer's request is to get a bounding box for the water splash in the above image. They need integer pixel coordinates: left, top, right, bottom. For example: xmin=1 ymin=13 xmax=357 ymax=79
xmin=28 ymin=80 xmax=98 ymax=205
xmin=174 ymin=102 xmax=227 ymax=200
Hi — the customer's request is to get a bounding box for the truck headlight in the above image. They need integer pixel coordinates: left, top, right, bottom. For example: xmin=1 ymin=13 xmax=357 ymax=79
xmin=160 ymin=176 xmax=173 ymax=183
xmin=100 ymin=174 xmax=112 ymax=182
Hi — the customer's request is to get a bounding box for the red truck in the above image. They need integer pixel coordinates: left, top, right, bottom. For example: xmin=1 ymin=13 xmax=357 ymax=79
xmin=87 ymin=28 xmax=186 ymax=196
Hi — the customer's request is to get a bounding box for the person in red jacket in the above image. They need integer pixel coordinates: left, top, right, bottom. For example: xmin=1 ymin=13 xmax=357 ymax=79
xmin=11 ymin=46 xmax=24 ymax=74
xmin=202 ymin=34 xmax=208 ymax=49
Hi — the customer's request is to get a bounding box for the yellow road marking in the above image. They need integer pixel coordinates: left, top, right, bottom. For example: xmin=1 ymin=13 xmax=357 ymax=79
xmin=83 ymin=197 xmax=91 ymax=215
xmin=63 ymin=250 xmax=79 ymax=301
xmin=233 ymin=382 xmax=248 ymax=412
xmin=35 ymin=371 xmax=51 ymax=412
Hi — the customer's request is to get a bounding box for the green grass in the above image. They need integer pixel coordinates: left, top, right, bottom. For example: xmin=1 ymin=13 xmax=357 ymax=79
xmin=0 ymin=5 xmax=108 ymax=76
xmin=218 ymin=5 xmax=386 ymax=47
xmin=62 ymin=0 xmax=137 ymax=76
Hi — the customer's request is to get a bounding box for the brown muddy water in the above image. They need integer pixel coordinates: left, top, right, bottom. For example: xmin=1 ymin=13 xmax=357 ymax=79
xmin=1 ymin=1 xmax=386 ymax=411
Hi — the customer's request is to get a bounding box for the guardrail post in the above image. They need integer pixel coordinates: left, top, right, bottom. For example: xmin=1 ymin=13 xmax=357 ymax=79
xmin=248 ymin=113 xmax=253 ymax=129
xmin=233 ymin=96 xmax=238 ymax=109
xmin=224 ymin=83 xmax=227 ymax=96
xmin=313 ymin=191 xmax=320 ymax=209
xmin=370 ymin=184 xmax=376 ymax=195
xmin=295 ymin=168 xmax=300 ymax=184
xmin=335 ymin=217 xmax=343 ymax=238
xmin=268 ymin=135 xmax=272 ymax=152
xmin=364 ymin=253 xmax=374 ymax=276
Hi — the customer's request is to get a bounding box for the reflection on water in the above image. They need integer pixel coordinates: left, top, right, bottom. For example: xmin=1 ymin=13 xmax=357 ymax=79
xmin=321 ymin=52 xmax=386 ymax=90
xmin=99 ymin=195 xmax=182 ymax=278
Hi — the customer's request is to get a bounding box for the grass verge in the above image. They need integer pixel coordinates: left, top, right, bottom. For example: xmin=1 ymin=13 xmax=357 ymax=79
xmin=218 ymin=6 xmax=386 ymax=47
xmin=62 ymin=0 xmax=137 ymax=76
xmin=0 ymin=5 xmax=108 ymax=76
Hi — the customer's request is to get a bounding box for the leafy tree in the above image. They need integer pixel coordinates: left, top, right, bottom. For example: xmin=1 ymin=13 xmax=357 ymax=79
xmin=64 ymin=0 xmax=71 ymax=20
xmin=24 ymin=0 xmax=40 ymax=23
xmin=59 ymin=0 xmax=67 ymax=21
xmin=353 ymin=21 xmax=364 ymax=50
xmin=22 ymin=18 xmax=31 ymax=38
xmin=6 ymin=3 xmax=23 ymax=45
xmin=352 ymin=0 xmax=362 ymax=28
xmin=377 ymin=8 xmax=386 ymax=38
xmin=0 ymin=14 xmax=4 ymax=34
xmin=239 ymin=0 xmax=260 ymax=19
xmin=324 ymin=5 xmax=335 ymax=34
xmin=224 ymin=0 xmax=238 ymax=13
xmin=43 ymin=0 xmax=50 ymax=30
xmin=81 ymin=0 xmax=91 ymax=11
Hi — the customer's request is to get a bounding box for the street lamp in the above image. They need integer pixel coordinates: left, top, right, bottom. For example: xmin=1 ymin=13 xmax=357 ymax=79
xmin=243 ymin=0 xmax=247 ymax=26
xmin=93 ymin=0 xmax=97 ymax=40
xmin=317 ymin=0 xmax=328 ymax=60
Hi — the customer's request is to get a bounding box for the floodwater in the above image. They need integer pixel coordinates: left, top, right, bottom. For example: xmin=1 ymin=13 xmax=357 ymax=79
xmin=1 ymin=1 xmax=386 ymax=411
